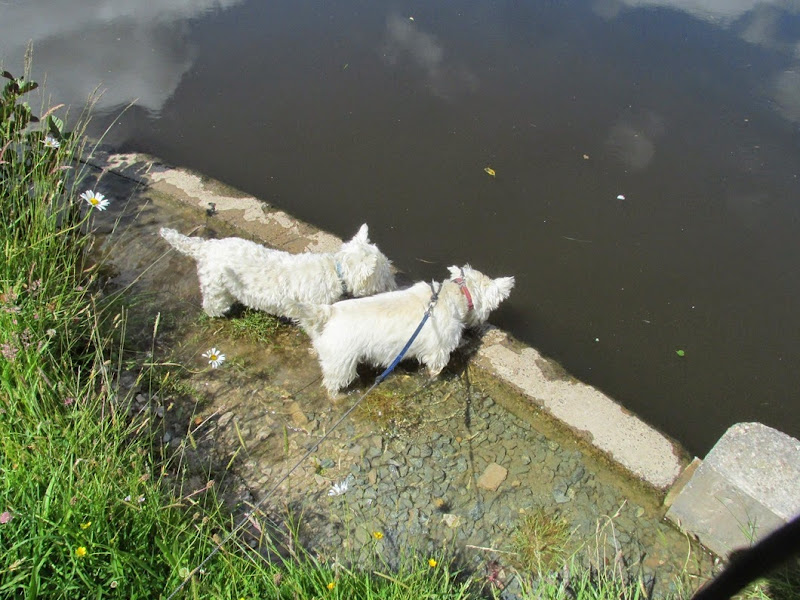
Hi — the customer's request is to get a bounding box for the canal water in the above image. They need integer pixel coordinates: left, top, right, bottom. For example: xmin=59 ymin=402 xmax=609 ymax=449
xmin=3 ymin=0 xmax=800 ymax=456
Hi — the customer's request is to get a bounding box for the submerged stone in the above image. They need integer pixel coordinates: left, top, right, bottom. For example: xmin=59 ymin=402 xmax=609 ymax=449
xmin=477 ymin=463 xmax=508 ymax=492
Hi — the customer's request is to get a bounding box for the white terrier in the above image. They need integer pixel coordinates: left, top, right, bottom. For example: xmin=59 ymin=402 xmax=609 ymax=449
xmin=159 ymin=224 xmax=396 ymax=318
xmin=290 ymin=265 xmax=514 ymax=395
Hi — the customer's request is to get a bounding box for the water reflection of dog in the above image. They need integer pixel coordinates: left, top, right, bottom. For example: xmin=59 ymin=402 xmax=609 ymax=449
xmin=160 ymin=224 xmax=395 ymax=318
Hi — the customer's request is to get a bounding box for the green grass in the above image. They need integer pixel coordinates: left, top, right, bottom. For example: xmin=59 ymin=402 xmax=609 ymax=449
xmin=198 ymin=307 xmax=291 ymax=346
xmin=356 ymin=385 xmax=425 ymax=433
xmin=517 ymin=555 xmax=650 ymax=600
xmin=510 ymin=508 xmax=574 ymax=577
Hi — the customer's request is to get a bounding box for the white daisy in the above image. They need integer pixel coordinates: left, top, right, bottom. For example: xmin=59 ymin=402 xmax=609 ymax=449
xmin=42 ymin=136 xmax=60 ymax=149
xmin=80 ymin=190 xmax=110 ymax=211
xmin=327 ymin=480 xmax=349 ymax=496
xmin=202 ymin=347 xmax=226 ymax=368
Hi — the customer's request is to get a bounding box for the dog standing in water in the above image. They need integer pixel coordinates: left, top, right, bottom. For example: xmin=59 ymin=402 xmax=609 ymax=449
xmin=290 ymin=265 xmax=514 ymax=396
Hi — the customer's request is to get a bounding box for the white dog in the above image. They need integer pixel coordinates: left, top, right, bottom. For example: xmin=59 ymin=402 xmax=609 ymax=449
xmin=159 ymin=224 xmax=396 ymax=318
xmin=290 ymin=265 xmax=514 ymax=395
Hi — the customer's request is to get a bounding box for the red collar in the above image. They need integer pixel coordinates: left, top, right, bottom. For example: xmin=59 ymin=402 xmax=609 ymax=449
xmin=453 ymin=277 xmax=474 ymax=311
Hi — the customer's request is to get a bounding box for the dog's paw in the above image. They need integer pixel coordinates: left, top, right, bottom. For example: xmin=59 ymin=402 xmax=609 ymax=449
xmin=327 ymin=390 xmax=350 ymax=404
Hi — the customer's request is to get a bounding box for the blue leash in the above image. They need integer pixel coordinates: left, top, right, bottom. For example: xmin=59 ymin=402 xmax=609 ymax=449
xmin=167 ymin=282 xmax=442 ymax=599
xmin=375 ymin=281 xmax=440 ymax=384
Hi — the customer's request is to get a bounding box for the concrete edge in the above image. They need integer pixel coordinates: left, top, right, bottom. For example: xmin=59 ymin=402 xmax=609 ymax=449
xmin=86 ymin=149 xmax=690 ymax=492
xmin=473 ymin=329 xmax=687 ymax=490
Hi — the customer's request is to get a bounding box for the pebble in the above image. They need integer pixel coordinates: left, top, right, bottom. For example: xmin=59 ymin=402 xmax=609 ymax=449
xmin=552 ymin=482 xmax=571 ymax=504
xmin=569 ymin=465 xmax=586 ymax=485
xmin=442 ymin=513 xmax=461 ymax=528
xmin=477 ymin=463 xmax=509 ymax=491
xmin=467 ymin=501 xmax=485 ymax=521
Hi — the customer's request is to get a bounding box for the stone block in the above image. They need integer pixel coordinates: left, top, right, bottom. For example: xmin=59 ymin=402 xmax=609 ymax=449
xmin=666 ymin=422 xmax=800 ymax=557
xmin=477 ymin=462 xmax=508 ymax=491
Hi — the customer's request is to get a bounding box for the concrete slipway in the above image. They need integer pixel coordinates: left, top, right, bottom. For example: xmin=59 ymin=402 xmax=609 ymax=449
xmin=85 ymin=149 xmax=800 ymax=568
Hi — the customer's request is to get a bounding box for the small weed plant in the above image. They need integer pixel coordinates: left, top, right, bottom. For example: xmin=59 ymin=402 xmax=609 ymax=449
xmin=511 ymin=507 xmax=574 ymax=576
xmin=198 ymin=307 xmax=290 ymax=345
xmin=357 ymin=385 xmax=424 ymax=433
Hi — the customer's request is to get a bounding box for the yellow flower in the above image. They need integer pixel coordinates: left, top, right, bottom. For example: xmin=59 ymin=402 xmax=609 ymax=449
xmin=327 ymin=581 xmax=336 ymax=590
xmin=372 ymin=531 xmax=383 ymax=540
xmin=80 ymin=521 xmax=91 ymax=529
xmin=75 ymin=546 xmax=87 ymax=558
xmin=428 ymin=558 xmax=437 ymax=568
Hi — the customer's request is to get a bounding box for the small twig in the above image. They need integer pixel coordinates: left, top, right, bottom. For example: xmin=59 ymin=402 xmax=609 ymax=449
xmin=141 ymin=361 xmax=203 ymax=373
xmin=182 ymin=480 xmax=215 ymax=501
xmin=188 ymin=406 xmax=225 ymax=436
xmin=466 ymin=544 xmax=519 ymax=555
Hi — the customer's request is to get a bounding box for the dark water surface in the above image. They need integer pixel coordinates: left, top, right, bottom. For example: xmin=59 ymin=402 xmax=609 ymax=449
xmin=3 ymin=0 xmax=800 ymax=456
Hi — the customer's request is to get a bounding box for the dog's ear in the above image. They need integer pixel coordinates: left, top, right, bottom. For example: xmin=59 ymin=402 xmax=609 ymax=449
xmin=483 ymin=276 xmax=515 ymax=310
xmin=447 ymin=266 xmax=461 ymax=279
xmin=353 ymin=223 xmax=370 ymax=243
xmin=349 ymin=254 xmax=378 ymax=292
xmin=493 ymin=276 xmax=515 ymax=300
xmin=494 ymin=277 xmax=514 ymax=299
xmin=454 ymin=264 xmax=474 ymax=278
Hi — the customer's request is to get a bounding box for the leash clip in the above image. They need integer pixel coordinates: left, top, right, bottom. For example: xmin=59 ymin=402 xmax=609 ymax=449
xmin=427 ymin=281 xmax=441 ymax=314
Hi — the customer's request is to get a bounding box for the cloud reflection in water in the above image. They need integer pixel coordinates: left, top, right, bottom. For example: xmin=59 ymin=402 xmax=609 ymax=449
xmin=0 ymin=0 xmax=244 ymax=115
xmin=382 ymin=14 xmax=478 ymax=100
xmin=595 ymin=0 xmax=800 ymax=123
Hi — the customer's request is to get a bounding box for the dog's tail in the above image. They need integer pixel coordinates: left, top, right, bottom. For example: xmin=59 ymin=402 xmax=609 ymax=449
xmin=160 ymin=227 xmax=205 ymax=257
xmin=285 ymin=302 xmax=332 ymax=339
